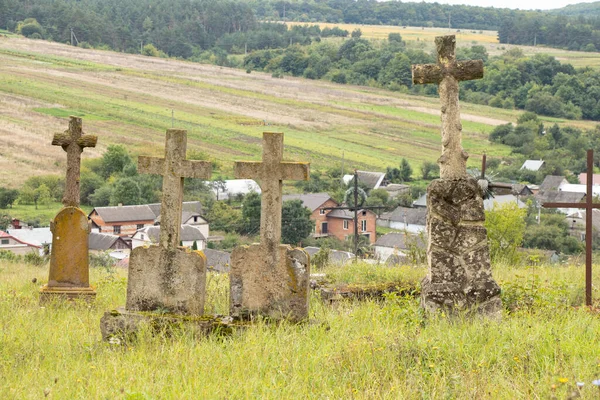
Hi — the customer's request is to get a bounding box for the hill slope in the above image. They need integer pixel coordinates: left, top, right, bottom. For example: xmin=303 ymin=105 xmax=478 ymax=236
xmin=0 ymin=36 xmax=519 ymax=187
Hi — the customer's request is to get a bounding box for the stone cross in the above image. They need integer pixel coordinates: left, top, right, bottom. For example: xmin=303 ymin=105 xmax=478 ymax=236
xmin=138 ymin=129 xmax=211 ymax=251
xmin=234 ymin=132 xmax=309 ymax=255
xmin=52 ymin=116 xmax=97 ymax=207
xmin=126 ymin=129 xmax=212 ymax=315
xmin=230 ymin=132 xmax=310 ymax=322
xmin=412 ymin=35 xmax=483 ymax=180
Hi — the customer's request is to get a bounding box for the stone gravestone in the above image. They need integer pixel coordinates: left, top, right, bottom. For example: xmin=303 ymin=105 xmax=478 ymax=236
xmin=412 ymin=35 xmax=502 ymax=316
xmin=231 ymin=132 xmax=310 ymax=322
xmin=40 ymin=116 xmax=97 ymax=303
xmin=100 ymin=129 xmax=216 ymax=340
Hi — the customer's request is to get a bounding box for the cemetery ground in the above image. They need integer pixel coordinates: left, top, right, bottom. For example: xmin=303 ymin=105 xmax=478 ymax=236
xmin=3 ymin=261 xmax=600 ymax=398
xmin=0 ymin=35 xmax=597 ymax=189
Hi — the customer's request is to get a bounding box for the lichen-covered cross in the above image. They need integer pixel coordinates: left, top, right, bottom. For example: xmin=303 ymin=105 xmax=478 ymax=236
xmin=235 ymin=132 xmax=309 ymax=254
xmin=138 ymin=129 xmax=212 ymax=251
xmin=52 ymin=116 xmax=98 ymax=207
xmin=412 ymin=35 xmax=484 ymax=180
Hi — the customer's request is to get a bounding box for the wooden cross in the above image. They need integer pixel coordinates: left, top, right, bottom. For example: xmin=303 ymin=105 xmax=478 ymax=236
xmin=235 ymin=132 xmax=309 ymax=252
xmin=412 ymin=35 xmax=484 ymax=180
xmin=52 ymin=116 xmax=97 ymax=207
xmin=138 ymin=129 xmax=212 ymax=251
xmin=542 ymin=149 xmax=599 ymax=306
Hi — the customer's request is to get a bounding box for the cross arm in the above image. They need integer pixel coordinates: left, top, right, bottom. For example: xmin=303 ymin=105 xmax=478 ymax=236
xmin=412 ymin=60 xmax=484 ymax=85
xmin=138 ymin=156 xmax=164 ymax=175
xmin=175 ymin=160 xmax=212 ymax=180
xmin=280 ymin=162 xmax=309 ymax=181
xmin=542 ymin=202 xmax=600 ymax=209
xmin=234 ymin=161 xmax=261 ymax=180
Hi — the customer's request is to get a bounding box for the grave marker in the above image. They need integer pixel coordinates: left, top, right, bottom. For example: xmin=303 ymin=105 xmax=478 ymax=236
xmin=412 ymin=36 xmax=502 ymax=316
xmin=231 ymin=132 xmax=310 ymax=321
xmin=40 ymin=117 xmax=97 ymax=302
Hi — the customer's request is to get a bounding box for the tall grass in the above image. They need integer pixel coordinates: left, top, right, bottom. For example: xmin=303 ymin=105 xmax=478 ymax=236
xmin=2 ymin=261 xmax=600 ymax=398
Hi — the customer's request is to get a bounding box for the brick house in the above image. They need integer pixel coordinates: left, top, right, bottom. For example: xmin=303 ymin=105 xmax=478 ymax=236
xmin=282 ymin=193 xmax=377 ymax=244
xmin=89 ymin=201 xmax=205 ymax=237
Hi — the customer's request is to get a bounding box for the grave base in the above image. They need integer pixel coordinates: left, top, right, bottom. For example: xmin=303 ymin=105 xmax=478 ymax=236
xmin=39 ymin=285 xmax=96 ymax=304
xmin=99 ymin=308 xmax=241 ymax=342
xmin=317 ymin=282 xmax=418 ymax=303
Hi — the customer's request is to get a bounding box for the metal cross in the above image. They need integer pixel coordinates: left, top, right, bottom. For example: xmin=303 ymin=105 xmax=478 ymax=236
xmin=138 ymin=129 xmax=212 ymax=251
xmin=52 ymin=116 xmax=97 ymax=207
xmin=542 ymin=149 xmax=599 ymax=306
xmin=412 ymin=35 xmax=484 ymax=180
xmin=234 ymin=132 xmax=309 ymax=253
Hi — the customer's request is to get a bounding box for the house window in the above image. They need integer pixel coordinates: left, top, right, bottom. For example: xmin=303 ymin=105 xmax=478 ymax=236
xmin=362 ymin=211 xmax=367 ymax=216
xmin=343 ymin=220 xmax=349 ymax=230
xmin=193 ymin=216 xmax=198 ymax=223
xmin=1 ymin=239 xmax=8 ymax=245
xmin=113 ymin=225 xmax=121 ymax=234
xmin=361 ymin=220 xmax=367 ymax=232
xmin=137 ymin=224 xmax=144 ymax=230
xmin=320 ymin=209 xmax=326 ymax=215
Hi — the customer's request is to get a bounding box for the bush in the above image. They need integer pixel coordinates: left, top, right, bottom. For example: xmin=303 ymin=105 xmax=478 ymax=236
xmin=24 ymin=251 xmax=47 ymax=266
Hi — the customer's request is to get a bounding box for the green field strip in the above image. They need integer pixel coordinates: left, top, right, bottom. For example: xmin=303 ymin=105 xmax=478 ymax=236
xmin=0 ymin=48 xmax=119 ymax=71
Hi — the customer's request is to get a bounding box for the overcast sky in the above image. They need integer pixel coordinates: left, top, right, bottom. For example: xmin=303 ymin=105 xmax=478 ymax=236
xmin=400 ymin=0 xmax=598 ymax=11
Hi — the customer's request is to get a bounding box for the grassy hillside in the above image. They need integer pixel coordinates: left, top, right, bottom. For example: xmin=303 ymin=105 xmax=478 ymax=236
xmin=0 ymin=35 xmax=592 ymax=188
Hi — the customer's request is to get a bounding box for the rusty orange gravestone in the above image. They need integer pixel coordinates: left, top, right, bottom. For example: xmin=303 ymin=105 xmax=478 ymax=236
xmin=40 ymin=117 xmax=97 ymax=302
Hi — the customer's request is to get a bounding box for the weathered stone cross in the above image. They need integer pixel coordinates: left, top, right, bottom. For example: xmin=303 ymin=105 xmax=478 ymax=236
xmin=138 ymin=129 xmax=212 ymax=251
xmin=52 ymin=116 xmax=97 ymax=207
xmin=126 ymin=129 xmax=212 ymax=315
xmin=412 ymin=35 xmax=484 ymax=180
xmin=230 ymin=132 xmax=311 ymax=322
xmin=234 ymin=132 xmax=309 ymax=253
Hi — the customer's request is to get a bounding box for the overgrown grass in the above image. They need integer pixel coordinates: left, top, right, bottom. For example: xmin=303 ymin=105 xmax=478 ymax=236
xmin=0 ymin=202 xmax=93 ymax=223
xmin=3 ymin=261 xmax=600 ymax=398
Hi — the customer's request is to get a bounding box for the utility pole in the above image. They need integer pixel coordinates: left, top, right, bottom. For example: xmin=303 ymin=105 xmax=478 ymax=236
xmin=171 ymin=109 xmax=174 ymax=128
xmin=70 ymin=28 xmax=79 ymax=46
xmin=245 ymin=43 xmax=247 ymax=55
xmin=534 ymin=34 xmax=537 ymax=47
xmin=141 ymin=40 xmax=143 ymax=54
xmin=448 ymin=13 xmax=451 ymax=30
xmin=341 ymin=151 xmax=345 ymax=189
xmin=283 ymin=3 xmax=286 ymax=22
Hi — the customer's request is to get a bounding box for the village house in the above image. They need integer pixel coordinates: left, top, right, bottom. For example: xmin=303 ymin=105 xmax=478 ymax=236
xmin=377 ymin=206 xmax=427 ymax=234
xmin=373 ymin=232 xmax=426 ymax=264
xmin=89 ymin=201 xmax=206 ymax=237
xmin=282 ymin=193 xmax=377 ymax=244
xmin=536 ymin=176 xmax=586 ymax=214
xmin=520 ymin=160 xmax=545 ymax=171
xmin=342 ymin=170 xmax=387 ymax=190
xmin=0 ymin=230 xmax=41 ymax=255
xmin=7 ymin=227 xmax=52 ymax=254
xmin=130 ymin=225 xmax=207 ymax=250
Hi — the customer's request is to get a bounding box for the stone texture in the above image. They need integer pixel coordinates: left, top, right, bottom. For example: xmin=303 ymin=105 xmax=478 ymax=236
xmin=232 ymin=132 xmax=311 ymax=322
xmin=40 ymin=207 xmax=96 ymax=302
xmin=100 ymin=308 xmax=239 ymax=343
xmin=230 ymin=244 xmax=310 ymax=322
xmin=126 ymin=246 xmax=207 ymax=315
xmin=52 ymin=116 xmax=97 ymax=208
xmin=421 ymin=177 xmax=502 ymax=317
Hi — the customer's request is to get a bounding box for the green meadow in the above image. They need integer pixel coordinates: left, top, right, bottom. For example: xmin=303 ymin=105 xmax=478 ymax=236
xmin=2 ymin=261 xmax=600 ymax=398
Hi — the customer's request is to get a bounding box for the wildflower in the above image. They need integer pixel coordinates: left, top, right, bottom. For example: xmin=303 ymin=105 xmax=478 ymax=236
xmin=558 ymin=377 xmax=568 ymax=383
xmin=44 ymin=388 xmax=51 ymax=397
xmin=429 ymin=364 xmax=435 ymax=368
xmin=108 ymin=337 xmax=121 ymax=345
xmin=592 ymin=379 xmax=600 ymax=386
xmin=513 ymin=356 xmax=519 ymax=362
xmin=577 ymin=382 xmax=585 ymax=388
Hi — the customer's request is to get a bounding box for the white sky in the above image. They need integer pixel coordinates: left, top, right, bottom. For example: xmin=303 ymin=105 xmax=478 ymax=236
xmin=399 ymin=0 xmax=599 ymax=11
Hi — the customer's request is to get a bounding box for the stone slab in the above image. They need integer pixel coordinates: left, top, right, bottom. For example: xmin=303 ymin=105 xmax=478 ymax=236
xmin=100 ymin=308 xmax=241 ymax=343
xmin=422 ymin=177 xmax=502 ymax=318
xmin=126 ymin=246 xmax=207 ymax=315
xmin=40 ymin=207 xmax=95 ymax=301
xmin=230 ymin=244 xmax=309 ymax=322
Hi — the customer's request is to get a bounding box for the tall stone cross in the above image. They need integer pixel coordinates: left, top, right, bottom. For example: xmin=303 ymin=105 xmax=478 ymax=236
xmin=234 ymin=132 xmax=309 ymax=255
xmin=52 ymin=116 xmax=98 ymax=207
xmin=231 ymin=132 xmax=311 ymax=322
xmin=412 ymin=35 xmax=484 ymax=180
xmin=40 ymin=116 xmax=97 ymax=303
xmin=126 ymin=129 xmax=212 ymax=315
xmin=411 ymin=36 xmax=501 ymax=318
